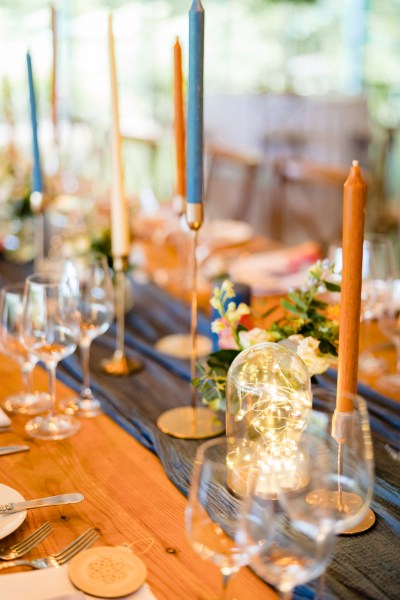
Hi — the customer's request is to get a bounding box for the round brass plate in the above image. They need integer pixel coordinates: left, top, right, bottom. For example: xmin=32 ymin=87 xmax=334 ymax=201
xmin=101 ymin=355 xmax=143 ymax=376
xmin=340 ymin=508 xmax=376 ymax=535
xmin=155 ymin=334 xmax=212 ymax=360
xmin=157 ymin=407 xmax=225 ymax=439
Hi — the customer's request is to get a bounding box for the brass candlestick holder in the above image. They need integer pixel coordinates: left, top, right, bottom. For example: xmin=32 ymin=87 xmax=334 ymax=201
xmin=154 ymin=197 xmax=211 ymax=360
xmin=101 ymin=256 xmax=143 ymax=376
xmin=30 ymin=191 xmax=45 ymax=273
xmin=157 ymin=203 xmax=224 ymax=439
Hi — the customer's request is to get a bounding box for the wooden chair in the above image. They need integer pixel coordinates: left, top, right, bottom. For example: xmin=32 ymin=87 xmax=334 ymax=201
xmin=205 ymin=142 xmax=263 ymax=222
xmin=272 ymin=157 xmax=353 ymax=249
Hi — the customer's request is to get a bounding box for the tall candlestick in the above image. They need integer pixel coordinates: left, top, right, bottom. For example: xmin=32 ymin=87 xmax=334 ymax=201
xmin=186 ymin=0 xmax=204 ymax=230
xmin=336 ymin=160 xmax=366 ymax=414
xmin=26 ymin=51 xmax=43 ymax=194
xmin=108 ymin=14 xmax=130 ymax=259
xmin=173 ymin=37 xmax=186 ymax=213
xmin=51 ymin=5 xmax=58 ymax=142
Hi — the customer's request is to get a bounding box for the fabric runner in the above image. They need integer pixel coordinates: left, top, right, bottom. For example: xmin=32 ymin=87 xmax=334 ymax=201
xmin=1 ymin=260 xmax=399 ymax=600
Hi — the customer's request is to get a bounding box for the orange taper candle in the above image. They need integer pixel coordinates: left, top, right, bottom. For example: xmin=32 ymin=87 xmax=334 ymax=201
xmin=336 ymin=160 xmax=366 ymax=413
xmin=173 ymin=37 xmax=186 ymax=211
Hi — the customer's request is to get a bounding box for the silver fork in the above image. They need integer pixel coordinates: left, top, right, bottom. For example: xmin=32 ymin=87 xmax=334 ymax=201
xmin=0 ymin=522 xmax=53 ymax=560
xmin=0 ymin=527 xmax=99 ymax=570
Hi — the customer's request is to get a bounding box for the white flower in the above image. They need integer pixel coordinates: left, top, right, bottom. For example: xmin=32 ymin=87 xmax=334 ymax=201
xmin=238 ymin=327 xmax=279 ymax=348
xmin=286 ymin=334 xmax=332 ymax=376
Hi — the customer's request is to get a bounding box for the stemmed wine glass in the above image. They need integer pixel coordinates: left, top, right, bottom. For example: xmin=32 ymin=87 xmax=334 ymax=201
xmin=59 ymin=254 xmax=114 ymax=417
xmin=238 ymin=433 xmax=336 ymax=600
xmin=185 ymin=437 xmax=269 ymax=600
xmin=358 ymin=234 xmax=394 ymax=375
xmin=22 ymin=274 xmax=80 ymax=440
xmin=377 ymin=279 xmax=400 ymax=392
xmin=0 ymin=284 xmax=49 ymax=415
xmin=329 ymin=235 xmax=394 ymax=375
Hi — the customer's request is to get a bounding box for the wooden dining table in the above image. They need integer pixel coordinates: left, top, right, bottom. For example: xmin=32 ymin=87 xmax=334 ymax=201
xmin=0 ymin=234 xmax=398 ymax=600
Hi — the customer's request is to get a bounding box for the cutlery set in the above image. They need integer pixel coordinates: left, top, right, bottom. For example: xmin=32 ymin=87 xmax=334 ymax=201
xmin=0 ymin=526 xmax=99 ymax=570
xmin=0 ymin=384 xmax=97 ymax=573
xmin=0 ymin=494 xmax=98 ymax=570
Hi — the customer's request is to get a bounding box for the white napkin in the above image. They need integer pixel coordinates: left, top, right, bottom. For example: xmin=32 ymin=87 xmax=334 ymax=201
xmin=0 ymin=408 xmax=11 ymax=427
xmin=0 ymin=565 xmax=158 ymax=600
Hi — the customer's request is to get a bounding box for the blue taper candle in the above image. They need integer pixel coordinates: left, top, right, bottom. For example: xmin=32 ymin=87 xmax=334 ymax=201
xmin=187 ymin=0 xmax=204 ymax=216
xmin=26 ymin=51 xmax=43 ymax=194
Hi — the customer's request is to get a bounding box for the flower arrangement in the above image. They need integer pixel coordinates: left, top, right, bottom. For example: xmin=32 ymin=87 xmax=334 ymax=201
xmin=193 ymin=260 xmax=341 ymax=411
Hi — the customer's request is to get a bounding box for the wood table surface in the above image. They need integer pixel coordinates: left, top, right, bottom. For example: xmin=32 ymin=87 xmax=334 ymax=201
xmin=0 ymin=233 xmax=398 ymax=599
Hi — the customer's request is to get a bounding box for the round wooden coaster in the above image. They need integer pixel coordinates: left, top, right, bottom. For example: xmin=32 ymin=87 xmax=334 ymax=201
xmin=68 ymin=546 xmax=147 ymax=598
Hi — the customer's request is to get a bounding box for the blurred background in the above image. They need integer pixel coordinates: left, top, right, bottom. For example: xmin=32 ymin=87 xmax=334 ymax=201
xmin=0 ymin=0 xmax=399 ymax=252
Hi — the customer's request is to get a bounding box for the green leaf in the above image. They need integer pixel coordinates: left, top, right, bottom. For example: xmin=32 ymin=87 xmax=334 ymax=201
xmin=324 ymin=281 xmax=341 ymax=292
xmin=310 ymin=299 xmax=328 ymax=310
xmin=288 ymin=292 xmax=308 ymax=311
xmin=260 ymin=305 xmax=278 ymax=319
xmin=281 ymin=299 xmax=307 ymax=318
xmin=207 ymin=349 xmax=240 ymax=370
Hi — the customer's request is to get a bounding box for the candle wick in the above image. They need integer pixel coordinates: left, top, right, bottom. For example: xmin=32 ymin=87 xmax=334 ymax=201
xmin=352 ymin=159 xmax=359 ymax=167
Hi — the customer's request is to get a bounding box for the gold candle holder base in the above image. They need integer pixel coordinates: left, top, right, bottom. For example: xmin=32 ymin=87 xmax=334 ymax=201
xmin=307 ymin=489 xmax=376 ymax=535
xmin=157 ymin=407 xmax=225 ymax=440
xmin=340 ymin=507 xmax=376 ymax=535
xmin=155 ymin=333 xmax=211 ymax=360
xmin=101 ymin=351 xmax=143 ymax=376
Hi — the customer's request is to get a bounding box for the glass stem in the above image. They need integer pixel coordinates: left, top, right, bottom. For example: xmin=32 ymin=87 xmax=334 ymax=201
xmin=21 ymin=361 xmax=34 ymax=395
xmin=221 ymin=571 xmax=231 ymax=600
xmin=47 ymin=362 xmax=57 ymax=418
xmin=80 ymin=340 xmax=92 ymax=398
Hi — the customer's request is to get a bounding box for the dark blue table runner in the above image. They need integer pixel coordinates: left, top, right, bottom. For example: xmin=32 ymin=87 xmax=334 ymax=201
xmin=1 ymin=261 xmax=399 ymax=599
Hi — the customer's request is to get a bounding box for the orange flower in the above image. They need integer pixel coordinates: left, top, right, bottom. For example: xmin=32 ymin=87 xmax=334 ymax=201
xmin=326 ymin=303 xmax=340 ymax=322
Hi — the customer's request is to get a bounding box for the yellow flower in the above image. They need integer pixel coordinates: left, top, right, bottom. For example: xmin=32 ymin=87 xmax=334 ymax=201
xmin=326 ymin=304 xmax=340 ymax=322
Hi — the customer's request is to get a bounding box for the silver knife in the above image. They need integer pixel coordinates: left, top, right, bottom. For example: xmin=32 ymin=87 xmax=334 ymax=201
xmin=0 ymin=493 xmax=84 ymax=515
xmin=0 ymin=445 xmax=30 ymax=456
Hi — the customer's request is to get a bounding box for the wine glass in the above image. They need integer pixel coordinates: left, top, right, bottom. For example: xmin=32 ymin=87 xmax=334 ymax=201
xmin=59 ymin=254 xmax=114 ymax=417
xmin=358 ymin=234 xmax=394 ymax=375
xmin=185 ymin=437 xmax=268 ymax=599
xmin=22 ymin=274 xmax=80 ymax=440
xmin=238 ymin=433 xmax=336 ymax=600
xmin=0 ymin=284 xmax=49 ymax=415
xmin=377 ymin=279 xmax=400 ymax=392
xmin=329 ymin=236 xmax=393 ymax=375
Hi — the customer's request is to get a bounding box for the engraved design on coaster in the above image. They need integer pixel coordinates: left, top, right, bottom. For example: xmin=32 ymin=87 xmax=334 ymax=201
xmin=68 ymin=546 xmax=147 ymax=598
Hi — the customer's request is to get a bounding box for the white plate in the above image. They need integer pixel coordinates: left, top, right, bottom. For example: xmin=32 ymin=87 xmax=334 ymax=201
xmin=0 ymin=483 xmax=26 ymax=539
xmin=200 ymin=220 xmax=254 ymax=247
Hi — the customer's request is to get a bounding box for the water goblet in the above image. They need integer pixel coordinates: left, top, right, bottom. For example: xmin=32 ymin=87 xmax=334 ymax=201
xmin=22 ymin=274 xmax=80 ymax=440
xmin=358 ymin=234 xmax=394 ymax=375
xmin=59 ymin=254 xmax=114 ymax=417
xmin=185 ymin=437 xmax=269 ymax=600
xmin=0 ymin=284 xmax=49 ymax=415
xmin=377 ymin=279 xmax=400 ymax=392
xmin=238 ymin=433 xmax=336 ymax=600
